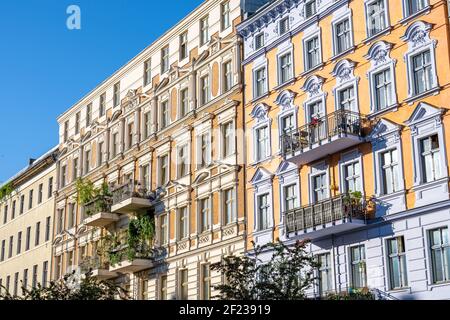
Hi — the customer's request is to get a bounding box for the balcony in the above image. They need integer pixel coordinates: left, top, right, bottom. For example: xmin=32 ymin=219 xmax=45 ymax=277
xmin=281 ymin=110 xmax=367 ymax=165
xmin=111 ymin=181 xmax=152 ymax=214
xmin=83 ymin=196 xmax=120 ymax=227
xmin=284 ymin=194 xmax=372 ymax=240
xmin=108 ymin=244 xmax=160 ymax=274
xmin=79 ymin=256 xmax=118 ymax=280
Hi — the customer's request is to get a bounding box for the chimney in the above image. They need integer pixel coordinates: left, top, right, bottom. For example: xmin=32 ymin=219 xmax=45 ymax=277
xmin=29 ymin=158 xmax=36 ymax=166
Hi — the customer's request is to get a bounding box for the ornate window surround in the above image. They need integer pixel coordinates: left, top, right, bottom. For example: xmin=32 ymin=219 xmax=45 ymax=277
xmin=331 ymin=6 xmax=355 ymax=60
xmin=302 ymin=75 xmax=327 ymax=121
xmin=308 ymin=161 xmax=330 ymax=204
xmin=302 ymin=25 xmax=323 ymax=74
xmin=275 ymin=90 xmax=298 ymax=153
xmin=251 ymin=103 xmax=272 ymax=164
xmin=363 ymin=0 xmax=392 ymax=43
xmin=276 ymin=40 xmax=295 ymax=87
xmin=331 ymin=59 xmax=360 ymax=112
xmin=338 ymin=149 xmax=365 ymax=195
xmin=252 ymin=56 xmax=269 ymax=100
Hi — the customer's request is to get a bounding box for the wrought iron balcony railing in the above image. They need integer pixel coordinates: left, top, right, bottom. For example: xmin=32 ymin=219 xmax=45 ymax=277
xmin=112 ymin=180 xmax=150 ymax=206
xmin=285 ymin=194 xmax=369 ymax=234
xmin=281 ymin=110 xmax=366 ymax=157
xmin=83 ymin=196 xmax=112 ymax=217
xmin=79 ymin=255 xmax=109 ymax=273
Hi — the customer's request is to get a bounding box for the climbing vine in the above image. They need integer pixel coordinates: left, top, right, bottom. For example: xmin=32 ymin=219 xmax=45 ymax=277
xmin=126 ymin=214 xmax=155 ymax=261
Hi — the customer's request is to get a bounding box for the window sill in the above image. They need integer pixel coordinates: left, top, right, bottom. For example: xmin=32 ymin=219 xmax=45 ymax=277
xmin=331 ymin=46 xmax=356 ymax=62
xmin=251 ymin=156 xmax=274 ymax=167
xmin=399 ymin=6 xmax=431 ymax=25
xmin=363 ymin=27 xmax=393 ymax=45
xmin=412 ymin=177 xmax=450 ymax=192
xmin=273 ymin=78 xmax=296 ymax=92
xmin=299 ymin=63 xmax=325 ymax=78
xmin=367 ymin=103 xmax=399 ymax=120
xmin=403 ymin=87 xmax=440 ymax=105
xmin=428 ymin=281 xmax=450 ymax=291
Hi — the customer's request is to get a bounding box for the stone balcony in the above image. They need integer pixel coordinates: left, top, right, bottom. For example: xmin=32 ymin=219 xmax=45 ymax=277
xmin=111 ymin=181 xmax=153 ymax=214
xmin=83 ymin=196 xmax=120 ymax=227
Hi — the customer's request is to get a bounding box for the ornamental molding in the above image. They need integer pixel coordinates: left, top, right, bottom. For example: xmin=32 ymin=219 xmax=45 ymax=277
xmin=301 ymin=75 xmax=325 ymax=98
xmin=250 ymin=103 xmax=271 ymax=123
xmin=274 ymin=89 xmax=297 ymax=111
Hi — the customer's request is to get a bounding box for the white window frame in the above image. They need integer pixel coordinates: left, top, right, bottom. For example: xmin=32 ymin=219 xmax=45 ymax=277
xmin=221 ymin=187 xmax=237 ymax=226
xmin=331 ymin=10 xmax=354 ymax=58
xmin=339 ymin=150 xmax=365 ymax=195
xmin=198 ymin=196 xmax=212 ymax=234
xmin=251 ymin=103 xmax=272 ymax=164
xmin=302 ymin=75 xmax=326 ymax=123
xmin=177 ymin=206 xmax=189 ymax=241
xmin=253 ymin=64 xmax=268 ymax=99
xmin=364 ymin=0 xmax=391 ymax=39
xmin=277 ymin=47 xmax=294 ymax=86
xmin=331 ymin=59 xmax=360 ymax=112
xmin=275 ymin=90 xmax=298 ymax=152
xmin=160 ymin=99 xmax=170 ymax=129
xmin=302 ymin=30 xmax=322 ymax=72
xmin=309 ymin=162 xmax=330 ymax=204
xmin=157 ymin=154 xmax=170 ymax=187
xmin=176 ymin=143 xmax=190 ymax=179
xmin=402 ymin=0 xmax=429 ymax=19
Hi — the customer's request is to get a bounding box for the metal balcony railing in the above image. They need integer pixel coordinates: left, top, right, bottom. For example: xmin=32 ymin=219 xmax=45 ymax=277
xmin=83 ymin=196 xmax=112 ymax=217
xmin=79 ymin=255 xmax=109 ymax=273
xmin=284 ymin=194 xmax=369 ymax=234
xmin=112 ymin=180 xmax=149 ymax=206
xmin=281 ymin=110 xmax=366 ymax=157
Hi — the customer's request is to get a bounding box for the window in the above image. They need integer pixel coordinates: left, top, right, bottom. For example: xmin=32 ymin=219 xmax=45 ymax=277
xmin=179 ymin=207 xmax=188 ymax=240
xmin=28 ymin=190 xmax=33 ymax=209
xmin=144 ymin=58 xmax=152 ymax=86
xmin=99 ymin=92 xmax=106 ymax=117
xmin=73 ymin=158 xmax=78 ymax=181
xmin=0 ymin=240 xmax=5 ymax=262
xmin=113 ymin=82 xmax=120 ymax=107
xmin=26 ymin=226 xmax=31 ymax=251
xmin=11 ymin=201 xmax=16 ymax=220
xmin=3 ymin=205 xmax=7 ymax=224
xmin=200 ymin=16 xmax=209 ymax=46
xmin=257 ymin=193 xmax=270 ymax=231
xmin=17 ymin=231 xmax=22 ymax=254
xmin=178 ymin=145 xmax=189 ymax=178
xmin=38 ymin=183 xmax=43 ymax=204
xmin=200 ymin=75 xmax=210 ymax=105
xmin=140 ymin=278 xmax=149 ymax=300
xmin=279 ymin=17 xmax=290 ymax=35
xmin=127 ymin=122 xmax=134 ymax=149
xmin=281 ymin=114 xmax=295 ymax=135
xmin=48 ymin=177 xmax=53 ymax=199
xmin=84 ymin=149 xmax=91 ymax=175
xmin=201 ymin=264 xmax=211 ymax=300
xmin=42 ymin=261 xmax=49 ymax=287
xmin=180 ymin=269 xmax=188 ymax=300
xmin=161 ymin=46 xmax=169 ymax=74
xmin=338 ymin=86 xmax=355 ymax=111
xmin=161 ymin=100 xmax=170 ymax=129
xmin=32 ymin=265 xmax=38 ymax=289
xmin=221 ymin=1 xmax=230 ymax=31
xmin=381 ymin=149 xmax=400 ymax=194
xmin=317 ymin=253 xmax=332 ymax=295
xmin=367 ymin=0 xmax=387 ymax=37
xmin=60 ymin=165 xmax=67 ymax=188
xmin=412 ymin=50 xmax=433 ymax=95
xmin=160 ymin=276 xmax=168 ymax=300
xmin=23 ymin=269 xmax=28 ymax=289
xmin=63 ymin=121 xmax=69 ymax=142
xmin=199 ymin=198 xmax=210 ymax=233
xmin=5 ymin=276 xmax=10 ymax=293
xmin=344 ymin=161 xmax=362 ymax=193
xmin=254 ymin=33 xmax=264 ymax=50
xmin=55 ymin=256 xmax=62 ymax=279
xmin=256 ymin=125 xmax=269 ymax=161
xmin=67 ymin=251 xmax=74 ymax=268
xmin=14 ymin=273 xmax=19 ymax=296
xmin=199 ymin=133 xmax=210 ymax=168
xmin=8 ymin=236 xmax=13 ymax=258
xmin=75 ymin=112 xmax=80 ymax=135
xmin=68 ymin=203 xmax=75 ymax=229
xmin=350 ymin=245 xmax=367 ymax=288
xmin=278 ymin=52 xmax=293 ymax=84
xmin=180 ymin=88 xmax=189 ymax=118
xmin=112 ymin=132 xmax=119 ymax=158
xmin=98 ymin=142 xmax=104 ymax=166
xmin=160 ymin=214 xmax=168 ymax=246
xmin=222 ymin=121 xmax=234 ymax=158
xmin=305 ymin=36 xmax=320 ymax=70
xmin=35 ymin=222 xmax=40 ymax=246
xmin=180 ymin=32 xmax=188 ymax=60
xmin=223 ymin=61 xmax=233 ymax=92
xmin=45 ymin=216 xmax=51 ymax=241
xmin=158 ymin=155 xmax=169 ymax=186
xmin=284 ymin=184 xmax=297 ymax=212
xmin=86 ymin=103 xmax=92 ymax=126
xmin=429 ymin=227 xmax=450 ymax=283
xmin=405 ymin=0 xmax=427 ymax=16
xmin=387 ymin=236 xmax=408 ymax=289
xmin=141 ymin=165 xmax=150 ymax=190
xmin=305 ymin=0 xmax=317 ymax=18
xmin=313 ymin=173 xmax=327 ymax=202
xmin=254 ymin=66 xmax=267 ymax=98
xmin=420 ymin=135 xmax=441 ymax=183
xmin=57 ymin=209 xmax=64 ymax=234
xmin=20 ymin=195 xmax=25 ymax=214
xmin=223 ymin=188 xmax=235 ymax=225
xmin=374 ymin=69 xmax=393 ymax=111
xmin=334 ymin=18 xmax=352 ymax=55
xmin=144 ymin=111 xmax=152 ymax=138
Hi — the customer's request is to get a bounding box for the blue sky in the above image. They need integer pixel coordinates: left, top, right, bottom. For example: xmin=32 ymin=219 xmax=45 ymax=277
xmin=0 ymin=0 xmax=202 ymax=183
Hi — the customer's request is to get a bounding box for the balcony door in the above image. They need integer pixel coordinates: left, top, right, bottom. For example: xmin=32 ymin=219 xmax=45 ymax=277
xmin=307 ymin=100 xmax=326 ymax=144
xmin=313 ymin=173 xmax=328 ymax=203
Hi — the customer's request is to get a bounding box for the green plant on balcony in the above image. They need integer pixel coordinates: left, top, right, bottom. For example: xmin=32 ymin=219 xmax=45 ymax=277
xmin=343 ymin=191 xmax=363 ymax=205
xmin=325 ymin=287 xmax=375 ymax=300
xmin=126 ymin=214 xmax=155 ymax=261
xmin=76 ymin=178 xmax=112 ymax=216
xmin=0 ymin=182 xmax=13 ymax=202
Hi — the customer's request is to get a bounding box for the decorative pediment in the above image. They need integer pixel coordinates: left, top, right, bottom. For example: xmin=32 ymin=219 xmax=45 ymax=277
xmin=302 ymin=75 xmax=325 ymax=98
xmin=155 ymin=77 xmax=170 ymax=92
xmin=250 ymin=167 xmax=274 ymax=185
xmin=404 ymin=102 xmax=443 ymax=126
xmin=331 ymin=59 xmax=357 ymax=85
xmin=193 ymin=171 xmax=210 ymax=185
xmin=193 ymin=50 xmax=210 ymax=67
xmin=81 ymin=130 xmax=92 ymax=143
xmin=109 ymin=109 xmax=122 ymax=123
xmin=275 ymin=161 xmax=298 ymax=176
xmin=365 ymin=41 xmax=394 ymax=67
xmin=368 ymin=119 xmax=402 ymax=141
xmin=274 ymin=90 xmax=297 ymax=111
xmin=250 ymin=103 xmax=271 ymax=123
xmin=401 ymin=21 xmax=434 ymax=49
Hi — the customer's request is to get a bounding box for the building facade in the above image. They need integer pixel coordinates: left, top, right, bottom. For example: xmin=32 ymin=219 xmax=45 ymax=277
xmin=238 ymin=0 xmax=450 ymax=299
xmin=0 ymin=148 xmax=58 ymax=296
xmin=52 ymin=0 xmax=269 ymax=300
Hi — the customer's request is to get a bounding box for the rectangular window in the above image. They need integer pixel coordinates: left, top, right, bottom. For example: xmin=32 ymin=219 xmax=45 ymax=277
xmin=26 ymin=226 xmax=31 ymax=251
xmin=381 ymin=149 xmax=400 ymax=194
xmin=160 ymin=214 xmax=168 ymax=246
xmin=57 ymin=209 xmax=64 ymax=234
xmin=32 ymin=265 xmax=38 ymax=289
xmin=45 ymin=216 xmax=51 ymax=242
xmin=221 ymin=1 xmax=230 ymax=31
xmin=199 ymin=198 xmax=210 ymax=233
xmin=313 ymin=173 xmax=327 ymax=202
xmin=179 ymin=207 xmax=188 ymax=240
xmin=161 ymin=46 xmax=169 ymax=74
xmin=281 ymin=114 xmax=295 ymax=135
xmin=387 ymin=236 xmax=408 ymax=289
xmin=367 ymin=0 xmax=387 ymax=37
xmin=86 ymin=103 xmax=92 ymax=127
xmin=180 ymin=32 xmax=188 ymax=60
xmin=161 ymin=100 xmax=170 ymax=129
xmin=350 ymin=245 xmax=367 ymax=289
xmin=8 ymin=236 xmax=13 ymax=258
xmin=200 ymin=75 xmax=210 ymax=105
xmin=178 ymin=144 xmax=189 ymax=178
xmin=201 ymin=264 xmax=211 ymax=300
xmin=0 ymin=240 xmax=5 ymax=262
xmin=305 ymin=0 xmax=317 ymax=18
xmin=200 ymin=16 xmax=209 ymax=45
xmin=73 ymin=158 xmax=79 ymax=181
xmin=17 ymin=231 xmax=22 ymax=254
xmin=412 ymin=50 xmax=433 ymax=95
xmin=223 ymin=188 xmax=235 ymax=225
xmin=99 ymin=92 xmax=106 ymax=117
xmin=127 ymin=122 xmax=134 ymax=149
xmin=344 ymin=161 xmax=362 ymax=193
xmin=68 ymin=203 xmax=75 ymax=229
xmin=180 ymin=88 xmax=189 ymax=118
xmin=338 ymin=86 xmax=355 ymax=111
xmin=113 ymin=82 xmax=121 ymax=107
xmin=55 ymin=256 xmax=62 ymax=279
xmin=180 ymin=269 xmax=188 ymax=300
xmin=429 ymin=227 xmax=450 ymax=283
xmin=317 ymin=253 xmax=332 ymax=295
xmin=75 ymin=112 xmax=80 ymax=135
xmin=3 ymin=205 xmax=7 ymax=224
xmin=14 ymin=273 xmax=19 ymax=296
xmin=11 ymin=201 xmax=16 ymax=220
xmin=335 ymin=18 xmax=351 ymax=54
xmin=223 ymin=61 xmax=233 ymax=92
xmin=406 ymin=0 xmax=427 ymax=16
xmin=61 ymin=165 xmax=67 ymax=188
xmin=84 ymin=149 xmax=91 ymax=175
xmin=48 ymin=177 xmax=53 ymax=199
xmin=421 ymin=134 xmax=441 ymax=183
xmin=284 ymin=184 xmax=297 ymax=211
xmin=42 ymin=261 xmax=49 ymax=287
xmin=35 ymin=222 xmax=40 ymax=246
xmin=140 ymin=278 xmax=149 ymax=300
xmin=112 ymin=132 xmax=119 ymax=158
xmin=254 ymin=33 xmax=264 ymax=50
xmin=199 ymin=133 xmax=210 ymax=168
xmin=63 ymin=121 xmax=69 ymax=142
xmin=20 ymin=195 xmax=25 ymax=214
xmin=279 ymin=52 xmax=293 ymax=84
xmin=141 ymin=165 xmax=150 ymax=191
xmin=98 ymin=142 xmax=104 ymax=166
xmin=305 ymin=36 xmax=320 ymax=70
xmin=279 ymin=17 xmax=290 ymax=35
xmin=257 ymin=193 xmax=270 ymax=231
xmin=254 ymin=67 xmax=267 ymax=98
xmin=256 ymin=125 xmax=269 ymax=161
xmin=23 ymin=269 xmax=28 ymax=289
xmin=144 ymin=111 xmax=152 ymax=138
xmin=374 ymin=69 xmax=392 ymax=111
xmin=28 ymin=190 xmax=33 ymax=209
xmin=144 ymin=58 xmax=152 ymax=86
xmin=160 ymin=276 xmax=168 ymax=300
xmin=222 ymin=121 xmax=234 ymax=158
xmin=158 ymin=155 xmax=169 ymax=186
xmin=38 ymin=183 xmax=43 ymax=204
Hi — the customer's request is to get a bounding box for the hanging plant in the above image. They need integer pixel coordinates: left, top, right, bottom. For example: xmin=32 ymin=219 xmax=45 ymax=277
xmin=0 ymin=182 xmax=14 ymax=202
xmin=126 ymin=214 xmax=155 ymax=261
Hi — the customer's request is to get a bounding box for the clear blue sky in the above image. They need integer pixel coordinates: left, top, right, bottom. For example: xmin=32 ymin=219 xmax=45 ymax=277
xmin=0 ymin=0 xmax=202 ymax=183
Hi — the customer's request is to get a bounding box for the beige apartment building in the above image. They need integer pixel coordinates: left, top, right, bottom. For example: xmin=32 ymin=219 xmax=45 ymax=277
xmin=52 ymin=0 xmax=263 ymax=300
xmin=0 ymin=148 xmax=58 ymax=296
